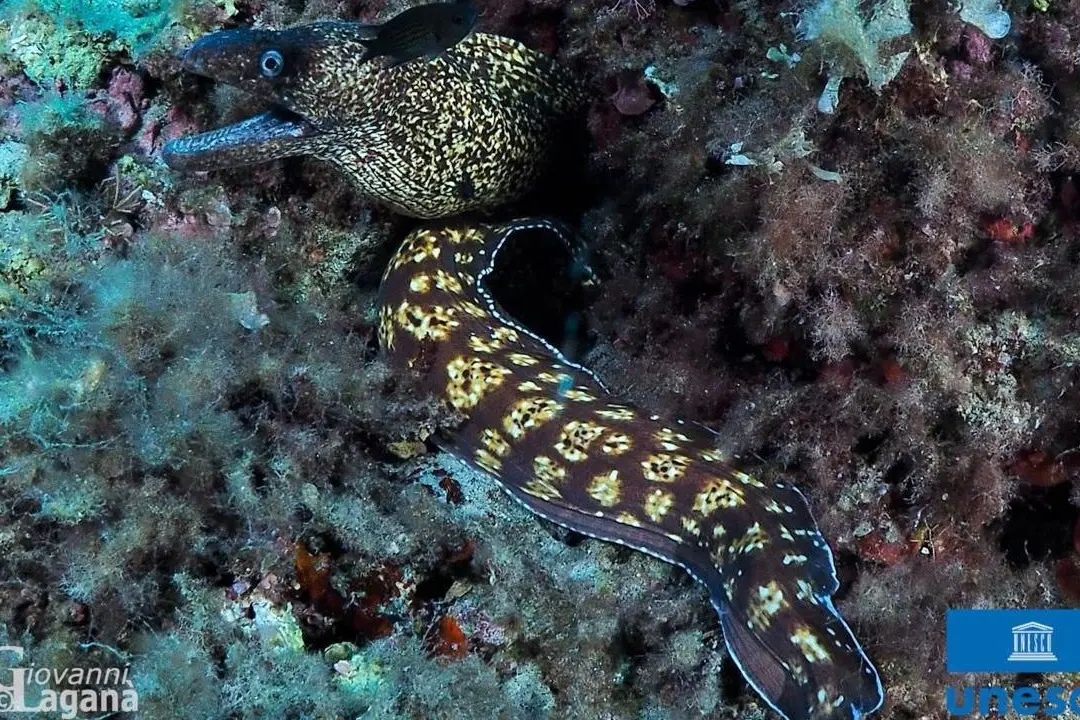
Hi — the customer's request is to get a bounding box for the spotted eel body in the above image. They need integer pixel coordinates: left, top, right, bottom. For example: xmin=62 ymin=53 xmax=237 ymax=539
xmin=377 ymin=220 xmax=884 ymax=720
xmin=162 ymin=23 xmax=584 ymax=218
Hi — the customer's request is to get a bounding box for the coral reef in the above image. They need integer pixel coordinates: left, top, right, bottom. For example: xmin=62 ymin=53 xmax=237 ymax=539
xmin=2 ymin=0 xmax=1080 ymax=718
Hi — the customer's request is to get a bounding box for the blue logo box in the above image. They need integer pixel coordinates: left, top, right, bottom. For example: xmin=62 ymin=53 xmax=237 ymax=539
xmin=947 ymin=610 xmax=1080 ymax=673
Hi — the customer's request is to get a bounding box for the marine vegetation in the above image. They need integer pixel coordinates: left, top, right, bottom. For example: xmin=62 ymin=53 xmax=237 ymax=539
xmin=1 ymin=0 xmax=1080 ymax=718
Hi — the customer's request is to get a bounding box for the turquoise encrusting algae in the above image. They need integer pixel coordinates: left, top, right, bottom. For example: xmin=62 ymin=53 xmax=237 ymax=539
xmin=376 ymin=220 xmax=884 ymax=720
xmin=161 ymin=21 xmax=585 ymax=218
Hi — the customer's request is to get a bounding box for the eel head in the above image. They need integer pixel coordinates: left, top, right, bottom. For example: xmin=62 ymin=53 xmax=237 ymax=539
xmin=162 ymin=22 xmax=377 ymax=172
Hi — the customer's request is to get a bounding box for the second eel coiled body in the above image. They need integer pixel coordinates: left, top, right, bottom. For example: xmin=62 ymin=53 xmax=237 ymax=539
xmin=376 ymin=219 xmax=885 ymax=720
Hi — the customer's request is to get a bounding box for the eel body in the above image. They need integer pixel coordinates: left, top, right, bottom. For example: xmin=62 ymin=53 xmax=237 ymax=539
xmin=162 ymin=23 xmax=584 ymax=218
xmin=376 ymin=220 xmax=885 ymax=720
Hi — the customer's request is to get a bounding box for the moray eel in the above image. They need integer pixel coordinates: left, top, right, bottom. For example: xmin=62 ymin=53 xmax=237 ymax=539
xmin=377 ymin=220 xmax=885 ymax=720
xmin=162 ymin=22 xmax=584 ymax=218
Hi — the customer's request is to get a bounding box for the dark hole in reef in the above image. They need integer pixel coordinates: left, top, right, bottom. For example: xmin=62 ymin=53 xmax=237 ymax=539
xmin=831 ymin=548 xmax=863 ymax=601
xmin=413 ymin=555 xmax=476 ymax=604
xmin=305 ymin=531 xmax=348 ymax=558
xmin=360 ymin=325 xmax=383 ymax=362
xmin=548 ymin=523 xmax=589 ymax=547
xmin=249 ymin=463 xmax=269 ymax=495
xmin=191 ymin=540 xmax=234 ymax=587
xmin=671 ymin=272 xmax=721 ymax=318
xmin=716 ymin=301 xmax=820 ymax=381
xmin=612 ymin=621 xmax=650 ymax=684
xmin=764 ymin=335 xmax=821 ymax=381
xmin=483 ymin=225 xmax=594 ymax=365
xmin=879 ymin=155 xmax=918 ymax=205
xmin=704 ymin=148 xmax=734 ymax=177
xmin=512 ymin=111 xmax=593 ymax=218
xmin=225 ymin=379 xmax=277 ymax=424
xmin=719 ymin=653 xmax=750 ymax=703
xmin=955 ymin=237 xmax=997 ymax=275
xmin=1051 ymin=419 xmax=1080 ymax=452
xmin=531 ymin=515 xmax=586 ymax=546
xmin=884 ymin=455 xmax=914 ymax=486
xmin=743 ymin=442 xmax=785 ymax=466
xmin=931 ymin=407 xmax=965 ymax=445
xmin=704 ymin=304 xmax=747 ymax=354
xmin=1066 ymin=237 xmax=1080 ymax=267
xmin=998 ymin=481 xmax=1078 ymax=568
xmin=886 ymin=477 xmax=920 ymax=515
xmin=853 ymin=433 xmax=889 ymax=459
xmin=10 ymin=496 xmax=39 ymax=518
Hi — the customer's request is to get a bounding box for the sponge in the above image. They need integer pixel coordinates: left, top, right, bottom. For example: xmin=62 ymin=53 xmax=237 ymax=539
xmin=797 ymin=0 xmax=913 ymax=111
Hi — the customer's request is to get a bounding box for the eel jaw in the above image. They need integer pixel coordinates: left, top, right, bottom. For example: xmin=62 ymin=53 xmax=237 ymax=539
xmin=162 ymin=28 xmax=331 ymax=172
xmin=162 ymin=106 xmax=325 ymax=171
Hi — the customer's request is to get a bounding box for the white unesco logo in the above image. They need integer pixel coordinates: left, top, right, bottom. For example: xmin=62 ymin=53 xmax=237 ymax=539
xmin=1008 ymin=621 xmax=1058 ymax=662
xmin=0 ymin=645 xmax=138 ymax=718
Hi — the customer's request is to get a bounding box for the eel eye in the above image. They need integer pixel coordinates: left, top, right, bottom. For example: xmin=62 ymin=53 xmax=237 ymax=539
xmin=259 ymin=49 xmax=284 ymax=78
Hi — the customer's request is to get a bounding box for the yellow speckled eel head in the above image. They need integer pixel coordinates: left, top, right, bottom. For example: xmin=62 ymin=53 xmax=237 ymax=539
xmin=377 ymin=220 xmax=885 ymax=720
xmin=162 ymin=22 xmax=585 ymax=218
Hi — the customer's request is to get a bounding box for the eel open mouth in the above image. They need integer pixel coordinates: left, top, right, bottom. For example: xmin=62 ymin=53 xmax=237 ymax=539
xmin=161 ymin=28 xmax=331 ymax=172
xmin=162 ymin=106 xmax=323 ymax=171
